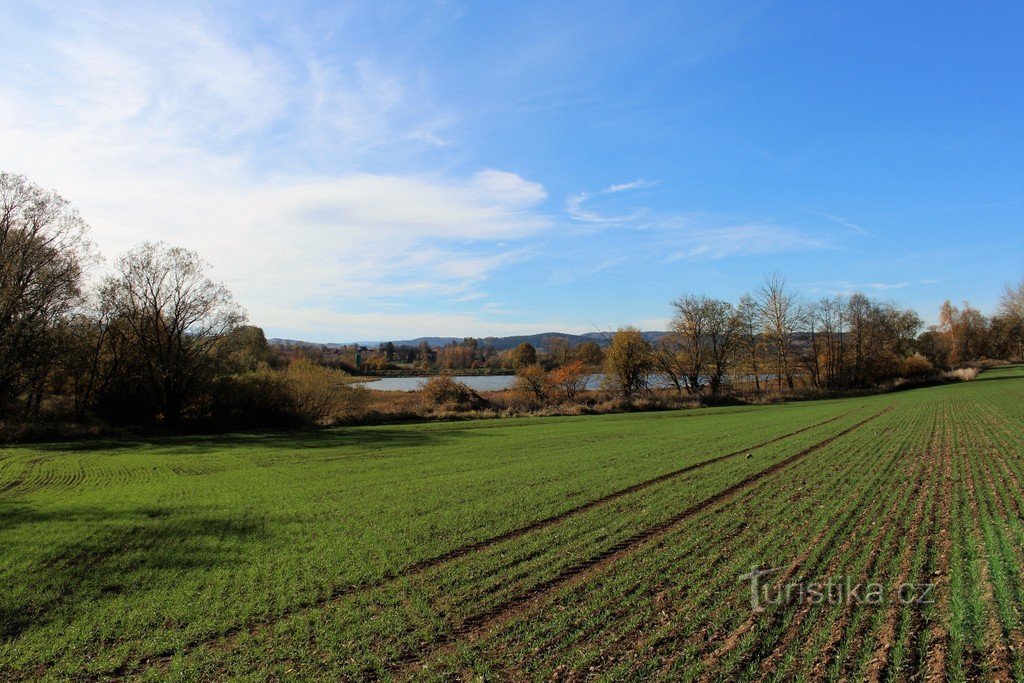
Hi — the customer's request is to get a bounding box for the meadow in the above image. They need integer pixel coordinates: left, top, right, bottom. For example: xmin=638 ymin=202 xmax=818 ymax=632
xmin=2 ymin=366 xmax=1023 ymax=681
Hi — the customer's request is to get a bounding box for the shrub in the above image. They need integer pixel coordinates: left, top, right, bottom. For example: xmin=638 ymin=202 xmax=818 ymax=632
xmin=420 ymin=375 xmax=487 ymax=411
xmin=285 ymin=359 xmax=365 ymax=424
xmin=900 ymin=354 xmax=935 ymax=379
xmin=206 ymin=369 xmax=299 ymax=428
xmin=335 ymin=383 xmax=370 ymax=418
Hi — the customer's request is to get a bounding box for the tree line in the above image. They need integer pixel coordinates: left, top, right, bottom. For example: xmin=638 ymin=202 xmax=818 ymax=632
xmin=1 ymin=171 xmax=1021 ymax=432
xmin=593 ymin=274 xmax=1023 ymax=403
xmin=0 ymin=172 xmax=367 ymax=433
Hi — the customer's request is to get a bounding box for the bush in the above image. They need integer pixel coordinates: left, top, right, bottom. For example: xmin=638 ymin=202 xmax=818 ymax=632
xmin=285 ymin=359 xmax=368 ymax=424
xmin=206 ymin=369 xmax=300 ymax=429
xmin=900 ymin=354 xmax=934 ymax=379
xmin=420 ymin=375 xmax=487 ymax=411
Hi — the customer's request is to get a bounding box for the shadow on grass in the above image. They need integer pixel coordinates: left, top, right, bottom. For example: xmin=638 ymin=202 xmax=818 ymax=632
xmin=0 ymin=503 xmax=267 ymax=642
xmin=969 ymin=366 xmax=1024 ymax=383
xmin=32 ymin=424 xmax=472 ymax=455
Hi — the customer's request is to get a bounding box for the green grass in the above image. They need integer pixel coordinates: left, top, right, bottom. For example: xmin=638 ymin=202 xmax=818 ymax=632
xmin=2 ymin=366 xmax=1023 ymax=680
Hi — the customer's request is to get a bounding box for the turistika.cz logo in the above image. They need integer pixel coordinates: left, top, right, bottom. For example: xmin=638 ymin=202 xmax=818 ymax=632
xmin=739 ymin=565 xmax=935 ymax=611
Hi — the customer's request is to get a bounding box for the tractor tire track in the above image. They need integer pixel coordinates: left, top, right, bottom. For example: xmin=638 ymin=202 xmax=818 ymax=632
xmin=791 ymin=426 xmax=927 ymax=682
xmin=616 ymin=416 xmax=897 ymax=679
xmin=860 ymin=447 xmax=934 ymax=683
xmin=961 ymin=405 xmax=1019 ymax=680
xmin=923 ymin=413 xmax=953 ymax=683
xmin=396 ymin=404 xmax=895 ymax=678
xmin=700 ymin=416 xmax=909 ymax=680
xmin=103 ymin=409 xmax=859 ymax=680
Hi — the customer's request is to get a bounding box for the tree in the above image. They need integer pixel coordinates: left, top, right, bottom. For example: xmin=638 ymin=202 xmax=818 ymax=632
xmin=652 ymin=331 xmax=687 ymax=395
xmin=416 ymin=341 xmax=434 ymax=365
xmin=667 ymin=295 xmax=708 ymax=396
xmin=548 ymin=360 xmax=590 ymax=401
xmin=756 ymin=274 xmax=801 ymax=390
xmin=995 ymin=279 xmax=1024 ymax=360
xmin=513 ymin=363 xmax=549 ymax=403
xmin=663 ymin=295 xmax=739 ymax=396
xmin=936 ymin=300 xmax=988 ymax=365
xmin=602 ymin=327 xmax=652 ymax=400
xmin=1000 ymin=279 xmax=1024 ymax=321
xmin=735 ymin=294 xmax=764 ymax=394
xmin=800 ymin=301 xmax=823 ymax=389
xmin=511 ymin=342 xmax=537 ymax=369
xmin=990 ymin=315 xmax=1024 ymax=361
xmin=574 ymin=340 xmax=604 ymax=366
xmin=99 ymin=242 xmax=245 ymax=423
xmin=0 ymin=173 xmax=94 ymax=416
xmin=216 ymin=325 xmax=272 ymax=374
xmin=544 ymin=336 xmax=570 ymax=365
xmin=703 ymin=299 xmax=740 ymax=395
xmin=803 ymin=296 xmax=848 ymax=389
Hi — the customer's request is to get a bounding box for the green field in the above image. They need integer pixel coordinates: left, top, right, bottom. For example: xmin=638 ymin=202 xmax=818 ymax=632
xmin=2 ymin=367 xmax=1024 ymax=681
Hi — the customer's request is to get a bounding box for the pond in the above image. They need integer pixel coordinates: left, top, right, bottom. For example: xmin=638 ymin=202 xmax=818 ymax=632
xmin=355 ymin=374 xmax=696 ymax=392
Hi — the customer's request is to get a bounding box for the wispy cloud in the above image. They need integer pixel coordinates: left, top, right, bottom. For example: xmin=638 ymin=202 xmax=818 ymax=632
xmin=566 ymin=178 xmax=658 ymax=223
xmin=803 ymin=208 xmax=873 ymax=237
xmin=662 ymin=224 xmax=831 ymax=261
xmin=805 ymin=279 xmax=942 ymax=296
xmin=548 ymin=257 xmax=628 ymax=285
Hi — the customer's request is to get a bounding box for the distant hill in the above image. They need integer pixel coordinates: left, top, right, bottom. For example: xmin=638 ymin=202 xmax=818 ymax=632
xmin=270 ymin=331 xmax=665 ymax=352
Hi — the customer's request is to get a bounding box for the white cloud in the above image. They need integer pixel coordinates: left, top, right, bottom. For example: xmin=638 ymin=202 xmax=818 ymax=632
xmin=566 ymin=178 xmax=657 ymax=223
xmin=0 ymin=3 xmax=552 ymax=339
xmin=604 ymin=179 xmax=658 ymax=194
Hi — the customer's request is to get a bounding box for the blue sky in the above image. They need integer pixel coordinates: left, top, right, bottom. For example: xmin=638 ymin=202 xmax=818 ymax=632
xmin=1 ymin=1 xmax=1021 ymax=341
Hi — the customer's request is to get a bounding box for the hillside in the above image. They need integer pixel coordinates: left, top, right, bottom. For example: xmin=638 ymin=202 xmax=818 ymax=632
xmin=270 ymin=330 xmax=666 ymax=351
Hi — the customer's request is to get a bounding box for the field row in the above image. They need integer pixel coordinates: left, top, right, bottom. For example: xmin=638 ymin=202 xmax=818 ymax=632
xmin=2 ymin=367 xmax=1023 ymax=680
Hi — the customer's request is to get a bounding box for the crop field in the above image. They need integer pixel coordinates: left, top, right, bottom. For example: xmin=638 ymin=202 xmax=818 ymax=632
xmin=2 ymin=366 xmax=1023 ymax=681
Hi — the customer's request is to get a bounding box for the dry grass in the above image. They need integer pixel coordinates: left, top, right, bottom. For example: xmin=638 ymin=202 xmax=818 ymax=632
xmin=943 ymin=367 xmax=980 ymax=382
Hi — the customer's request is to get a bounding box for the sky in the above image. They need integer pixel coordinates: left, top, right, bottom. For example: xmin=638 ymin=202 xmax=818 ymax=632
xmin=1 ymin=1 xmax=1021 ymax=342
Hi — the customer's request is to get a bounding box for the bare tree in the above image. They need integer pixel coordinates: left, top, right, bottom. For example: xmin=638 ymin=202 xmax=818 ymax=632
xmin=999 ymin=279 xmax=1024 ymax=321
xmin=993 ymin=279 xmax=1024 ymax=359
xmin=704 ymin=299 xmax=740 ymax=396
xmin=652 ymin=331 xmax=687 ymax=395
xmin=514 ymin=363 xmax=549 ymax=403
xmin=0 ymin=173 xmax=94 ymax=416
xmin=755 ymin=274 xmax=801 ymax=390
xmin=817 ymin=296 xmax=848 ymax=388
xmin=800 ymin=301 xmax=823 ymax=388
xmin=663 ymin=295 xmax=740 ymax=396
xmin=668 ymin=295 xmax=709 ymax=395
xmin=100 ymin=242 xmax=245 ymax=423
xmin=735 ymin=294 xmax=763 ymax=394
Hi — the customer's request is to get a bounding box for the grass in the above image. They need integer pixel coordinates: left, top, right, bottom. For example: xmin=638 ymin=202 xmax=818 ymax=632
xmin=1 ymin=366 xmax=1023 ymax=680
